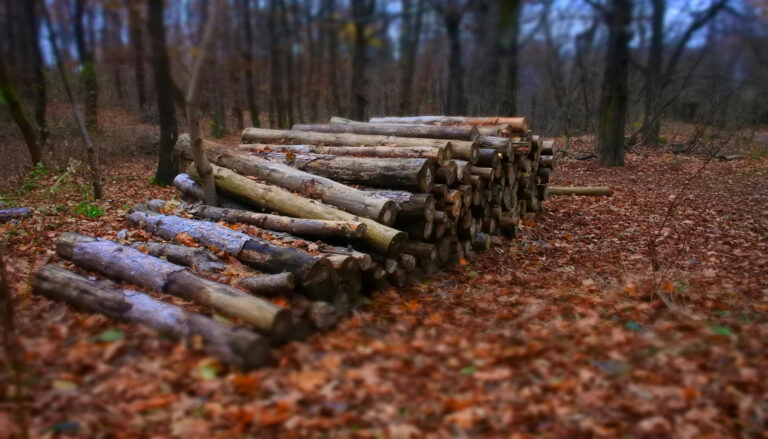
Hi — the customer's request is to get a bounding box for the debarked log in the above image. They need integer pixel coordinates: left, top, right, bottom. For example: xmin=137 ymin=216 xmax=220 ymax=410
xmin=125 ymin=210 xmax=338 ymax=299
xmin=240 ymin=143 xmax=451 ymax=165
xmin=33 ymin=265 xmax=270 ymax=369
xmin=0 ymin=207 xmax=32 ymax=223
xmin=55 ymin=233 xmax=292 ymax=336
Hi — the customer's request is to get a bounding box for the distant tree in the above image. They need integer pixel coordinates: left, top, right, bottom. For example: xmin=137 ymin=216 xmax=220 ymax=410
xmin=588 ymin=0 xmax=633 ymax=167
xmin=239 ymin=0 xmax=260 ymax=127
xmin=127 ymin=0 xmax=147 ymax=112
xmin=23 ymin=0 xmax=47 ymax=147
xmin=147 ymin=0 xmax=178 ymax=184
xmin=399 ymin=0 xmax=425 ymax=115
xmin=0 ymin=59 xmax=42 ymax=165
xmin=432 ymin=0 xmax=471 ymax=116
xmin=74 ymin=0 xmax=99 ymax=130
xmin=351 ymin=0 xmax=376 ymax=121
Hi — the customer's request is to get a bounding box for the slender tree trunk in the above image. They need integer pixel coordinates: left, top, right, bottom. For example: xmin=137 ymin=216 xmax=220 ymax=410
xmin=398 ymin=0 xmax=424 ymax=116
xmin=443 ymin=10 xmax=467 ymax=116
xmin=326 ymin=0 xmax=343 ymax=115
xmin=147 ymin=0 xmax=178 ymax=184
xmin=642 ymin=0 xmax=665 ymax=147
xmin=268 ymin=0 xmax=281 ymax=127
xmin=74 ymin=0 xmax=99 ymax=130
xmin=0 ymin=59 xmax=42 ymax=164
xmin=23 ymin=0 xmax=47 ymax=147
xmin=239 ymin=0 xmax=260 ymax=127
xmin=597 ymin=0 xmax=632 ymax=167
xmin=127 ymin=0 xmax=147 ymax=111
xmin=497 ymin=0 xmax=520 ymax=116
xmin=351 ymin=0 xmax=375 ymax=121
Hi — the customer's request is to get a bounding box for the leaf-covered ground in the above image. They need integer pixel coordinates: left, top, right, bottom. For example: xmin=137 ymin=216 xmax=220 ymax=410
xmin=1 ymin=149 xmax=767 ymax=438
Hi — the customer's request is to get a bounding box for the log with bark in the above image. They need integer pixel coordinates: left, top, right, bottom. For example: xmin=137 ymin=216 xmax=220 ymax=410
xmin=547 ymin=186 xmax=613 ymax=196
xmin=476 ymin=136 xmax=512 ymax=158
xmin=128 ymin=241 xmax=227 ymax=272
xmin=0 ymin=207 xmax=32 ymax=223
xmin=540 ymin=155 xmax=553 ymax=168
xmin=436 ymin=160 xmax=458 ymax=185
xmin=125 ymin=210 xmax=338 ymax=299
xmin=541 ymin=140 xmax=555 ymax=156
xmin=297 ymin=120 xmax=478 ymax=140
xmin=172 ymin=174 xmax=252 ymax=210
xmin=183 ymin=164 xmax=407 ymax=255
xmin=240 ymin=143 xmax=451 ymax=165
xmin=248 ymin=150 xmax=436 ymax=193
xmin=242 ymin=127 xmax=451 ymax=149
xmin=175 ymin=136 xmax=398 ymax=225
xmin=359 ymin=190 xmax=435 ymax=221
xmin=323 ymin=254 xmax=362 ymax=296
xmin=34 ymin=265 xmax=270 ymax=369
xmin=235 ymin=272 xmax=296 ymax=297
xmin=55 ymin=233 xmax=292 ymax=336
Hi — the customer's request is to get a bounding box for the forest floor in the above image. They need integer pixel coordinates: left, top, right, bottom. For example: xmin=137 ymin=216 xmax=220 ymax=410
xmin=1 ymin=137 xmax=767 ymax=438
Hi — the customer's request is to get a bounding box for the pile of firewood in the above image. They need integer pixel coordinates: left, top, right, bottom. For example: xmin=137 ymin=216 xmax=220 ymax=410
xmin=33 ymin=116 xmax=554 ymax=369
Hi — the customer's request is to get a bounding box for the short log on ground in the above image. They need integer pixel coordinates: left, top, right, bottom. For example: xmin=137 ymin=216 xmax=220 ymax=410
xmin=0 ymin=207 xmax=32 ymax=223
xmin=548 ymin=186 xmax=613 ymax=196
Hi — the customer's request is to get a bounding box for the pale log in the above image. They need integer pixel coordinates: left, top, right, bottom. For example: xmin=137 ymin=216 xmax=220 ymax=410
xmin=476 ymin=136 xmax=512 ymax=157
xmin=241 ymin=127 xmax=451 ymax=149
xmin=361 ymin=189 xmax=435 ymax=221
xmin=185 ymin=164 xmax=406 ymax=255
xmin=368 ymin=116 xmax=528 ymax=132
xmin=541 ymin=140 xmax=555 ymax=156
xmin=0 ymin=207 xmax=32 ymax=223
xmin=172 ymin=174 xmax=251 ymax=210
xmin=241 ymin=143 xmax=450 ymax=165
xmin=129 ymin=241 xmax=227 ymax=273
xmin=294 ymin=121 xmax=478 ymax=141
xmin=540 ymin=155 xmax=554 ymax=168
xmin=55 ymin=233 xmax=291 ymax=336
xmin=34 ymin=265 xmax=270 ymax=369
xmin=125 ymin=211 xmax=338 ymax=299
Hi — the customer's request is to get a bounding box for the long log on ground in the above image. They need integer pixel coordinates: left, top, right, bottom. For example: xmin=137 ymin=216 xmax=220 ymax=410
xmin=368 ymin=116 xmax=529 ymax=132
xmin=171 ymin=201 xmax=367 ymax=239
xmin=185 ymin=164 xmax=406 ymax=255
xmin=249 ymin=150 xmax=435 ymax=193
xmin=125 ymin=211 xmax=338 ymax=299
xmin=176 ymin=136 xmax=397 ymax=225
xmin=34 ymin=265 xmax=269 ymax=369
xmin=55 ymin=233 xmax=292 ymax=336
xmin=240 ymin=143 xmax=451 ymax=165
xmin=128 ymin=241 xmax=227 ymax=272
xmin=0 ymin=207 xmax=32 ymax=223
xmin=547 ymin=186 xmax=612 ymax=196
xmin=295 ymin=121 xmax=478 ymax=141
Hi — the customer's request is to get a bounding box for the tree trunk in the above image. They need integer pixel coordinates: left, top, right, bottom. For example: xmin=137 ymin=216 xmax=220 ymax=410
xmin=34 ymin=265 xmax=269 ymax=369
xmin=350 ymin=0 xmax=375 ymax=121
xmin=41 ymin=3 xmax=103 ymax=199
xmin=547 ymin=186 xmax=613 ymax=196
xmin=597 ymin=0 xmax=632 ymax=167
xmin=74 ymin=0 xmax=98 ymax=130
xmin=127 ymin=0 xmax=147 ymax=111
xmin=398 ymin=0 xmax=425 ymax=115
xmin=175 ymin=136 xmax=398 ymax=224
xmin=147 ymin=0 xmax=178 ymax=184
xmin=641 ymin=0 xmax=664 ymax=148
xmin=125 ymin=211 xmax=337 ymax=299
xmin=55 ymin=233 xmax=291 ymax=336
xmin=298 ymin=120 xmax=477 ymax=140
xmin=497 ymin=0 xmax=521 ymax=115
xmin=23 ymin=0 xmax=47 ymax=147
xmin=245 ymin=142 xmax=450 ymax=165
xmin=249 ymin=150 xmax=435 ymax=193
xmin=443 ymin=8 xmax=467 ymax=116
xmin=0 ymin=60 xmax=42 ymax=164
xmin=183 ymin=163 xmax=407 ymax=255
xmin=186 ymin=0 xmax=225 ymax=205
xmin=239 ymin=0 xmax=260 ymax=127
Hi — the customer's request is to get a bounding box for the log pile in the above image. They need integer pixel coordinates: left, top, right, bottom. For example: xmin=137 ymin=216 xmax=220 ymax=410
xmin=34 ymin=115 xmax=555 ymax=370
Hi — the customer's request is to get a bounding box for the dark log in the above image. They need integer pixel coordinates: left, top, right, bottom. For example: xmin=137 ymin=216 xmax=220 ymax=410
xmin=236 ymin=272 xmax=296 ymax=297
xmin=397 ymin=253 xmax=417 ymax=271
xmin=548 ymin=186 xmax=613 ymax=196
xmin=541 ymin=140 xmax=555 ymax=156
xmin=241 ymin=142 xmax=450 ymax=165
xmin=472 ymin=232 xmax=491 ymax=252
xmin=540 ymin=155 xmax=554 ymax=168
xmin=537 ymin=167 xmax=550 ymax=184
xmin=55 ymin=233 xmax=291 ymax=336
xmin=172 ymin=174 xmax=251 ymax=210
xmin=403 ymin=241 xmax=437 ymax=261
xmin=387 ymin=268 xmax=409 ymax=288
xmin=477 ymin=148 xmax=502 ymax=168
xmin=34 ymin=265 xmax=269 ymax=369
xmin=476 ymin=136 xmax=512 ymax=158
xmin=397 ymin=218 xmax=434 ymax=241
xmin=324 ymin=254 xmax=362 ymax=296
xmin=436 ymin=160 xmax=458 ymax=185
xmin=125 ymin=211 xmax=337 ymax=299
xmin=361 ymin=189 xmax=435 ymax=221
xmin=250 ymin=150 xmax=435 ymax=193
xmin=455 ymin=160 xmax=472 ymax=184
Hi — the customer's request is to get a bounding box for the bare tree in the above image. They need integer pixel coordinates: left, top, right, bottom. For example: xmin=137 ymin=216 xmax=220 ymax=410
xmin=0 ymin=59 xmax=42 ymax=164
xmin=147 ymin=0 xmax=178 ymax=184
xmin=239 ymin=0 xmax=260 ymax=127
xmin=399 ymin=0 xmax=425 ymax=115
xmin=127 ymin=0 xmax=147 ymax=112
xmin=351 ymin=0 xmax=376 ymax=121
xmin=74 ymin=0 xmax=99 ymax=130
xmin=432 ymin=0 xmax=471 ymax=116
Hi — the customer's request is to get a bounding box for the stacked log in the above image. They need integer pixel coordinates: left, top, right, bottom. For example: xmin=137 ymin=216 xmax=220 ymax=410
xmin=34 ymin=115 xmax=554 ymax=369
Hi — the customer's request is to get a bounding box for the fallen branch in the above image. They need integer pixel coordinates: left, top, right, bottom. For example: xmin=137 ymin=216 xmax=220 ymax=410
xmin=548 ymin=186 xmax=613 ymax=196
